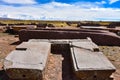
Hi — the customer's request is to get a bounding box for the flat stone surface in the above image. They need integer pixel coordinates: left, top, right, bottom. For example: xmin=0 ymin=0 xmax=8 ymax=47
xmin=72 ymin=40 xmax=99 ymax=52
xmin=5 ymin=42 xmax=51 ymax=70
xmin=28 ymin=39 xmax=50 ymax=42
xmin=28 ymin=39 xmax=94 ymax=45
xmin=16 ymin=42 xmax=29 ymax=50
xmin=71 ymin=47 xmax=116 ymax=71
xmin=29 ymin=39 xmax=91 ymax=42
xmin=81 ymin=26 xmax=107 ymax=29
xmin=16 ymin=42 xmax=50 ymax=50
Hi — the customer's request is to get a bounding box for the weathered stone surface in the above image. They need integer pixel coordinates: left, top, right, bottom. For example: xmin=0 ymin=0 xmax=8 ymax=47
xmin=19 ymin=29 xmax=120 ymax=46
xmin=12 ymin=25 xmax=37 ymax=31
xmin=16 ymin=42 xmax=50 ymax=50
xmin=28 ymin=39 xmax=49 ymax=42
xmin=6 ymin=69 xmax=42 ymax=80
xmin=4 ymin=42 xmax=51 ymax=80
xmin=3 ymin=38 xmax=117 ymax=80
xmin=70 ymin=42 xmax=116 ymax=80
xmin=29 ymin=39 xmax=92 ymax=43
xmin=71 ymin=40 xmax=99 ymax=52
xmin=16 ymin=42 xmax=28 ymax=50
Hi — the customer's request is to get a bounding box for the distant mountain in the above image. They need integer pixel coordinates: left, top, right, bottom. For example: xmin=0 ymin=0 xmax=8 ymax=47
xmin=0 ymin=17 xmax=14 ymax=20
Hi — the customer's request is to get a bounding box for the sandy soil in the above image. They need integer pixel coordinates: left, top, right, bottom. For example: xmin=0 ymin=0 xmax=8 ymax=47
xmin=0 ymin=32 xmax=18 ymax=59
xmin=0 ymin=31 xmax=120 ymax=80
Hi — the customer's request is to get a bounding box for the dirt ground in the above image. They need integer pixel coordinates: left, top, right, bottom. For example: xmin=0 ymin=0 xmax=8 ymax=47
xmin=0 ymin=31 xmax=120 ymax=80
xmin=99 ymin=46 xmax=120 ymax=80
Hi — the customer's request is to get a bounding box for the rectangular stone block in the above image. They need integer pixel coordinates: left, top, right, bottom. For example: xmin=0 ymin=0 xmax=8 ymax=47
xmin=19 ymin=29 xmax=120 ymax=46
xmin=70 ymin=43 xmax=116 ymax=80
xmin=4 ymin=42 xmax=51 ymax=80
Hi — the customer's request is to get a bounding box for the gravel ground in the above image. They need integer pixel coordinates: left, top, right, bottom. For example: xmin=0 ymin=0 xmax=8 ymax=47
xmin=0 ymin=32 xmax=120 ymax=80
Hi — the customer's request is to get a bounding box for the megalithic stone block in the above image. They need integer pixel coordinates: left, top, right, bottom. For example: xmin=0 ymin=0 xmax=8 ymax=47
xmin=19 ymin=29 xmax=120 ymax=46
xmin=4 ymin=42 xmax=51 ymax=80
xmin=70 ymin=42 xmax=116 ymax=80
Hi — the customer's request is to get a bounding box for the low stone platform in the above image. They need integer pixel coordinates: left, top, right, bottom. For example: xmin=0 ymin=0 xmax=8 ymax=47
xmin=4 ymin=42 xmax=50 ymax=80
xmin=70 ymin=41 xmax=116 ymax=80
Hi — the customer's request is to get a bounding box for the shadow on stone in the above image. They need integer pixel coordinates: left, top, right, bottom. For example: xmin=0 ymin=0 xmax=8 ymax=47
xmin=51 ymin=44 xmax=79 ymax=80
xmin=10 ymin=41 xmax=21 ymax=45
xmin=0 ymin=70 xmax=9 ymax=80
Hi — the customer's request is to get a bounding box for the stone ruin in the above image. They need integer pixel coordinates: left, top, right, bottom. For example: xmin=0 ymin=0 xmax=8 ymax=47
xmin=3 ymin=38 xmax=116 ymax=80
xmin=1 ymin=27 xmax=120 ymax=80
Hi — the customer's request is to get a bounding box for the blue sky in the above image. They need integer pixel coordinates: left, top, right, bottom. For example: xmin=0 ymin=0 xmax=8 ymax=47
xmin=0 ymin=0 xmax=120 ymax=21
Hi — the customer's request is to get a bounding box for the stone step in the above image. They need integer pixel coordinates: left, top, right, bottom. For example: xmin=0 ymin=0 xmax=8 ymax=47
xmin=71 ymin=40 xmax=99 ymax=52
xmin=16 ymin=42 xmax=50 ymax=50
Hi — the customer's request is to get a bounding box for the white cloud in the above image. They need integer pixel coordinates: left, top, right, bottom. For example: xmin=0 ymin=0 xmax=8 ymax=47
xmin=1 ymin=0 xmax=37 ymax=4
xmin=50 ymin=2 xmax=72 ymax=7
xmin=0 ymin=1 xmax=120 ymax=21
xmin=95 ymin=1 xmax=106 ymax=4
xmin=109 ymin=0 xmax=119 ymax=4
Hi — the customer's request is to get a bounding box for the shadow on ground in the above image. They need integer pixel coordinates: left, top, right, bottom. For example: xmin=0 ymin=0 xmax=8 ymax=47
xmin=51 ymin=44 xmax=79 ymax=80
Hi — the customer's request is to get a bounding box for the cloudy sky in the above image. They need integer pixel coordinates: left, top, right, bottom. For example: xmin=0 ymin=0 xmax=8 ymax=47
xmin=0 ymin=0 xmax=120 ymax=21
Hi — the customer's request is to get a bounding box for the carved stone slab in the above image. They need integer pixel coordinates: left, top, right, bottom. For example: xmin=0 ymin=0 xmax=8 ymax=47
xmin=4 ymin=42 xmax=50 ymax=80
xmin=71 ymin=42 xmax=116 ymax=80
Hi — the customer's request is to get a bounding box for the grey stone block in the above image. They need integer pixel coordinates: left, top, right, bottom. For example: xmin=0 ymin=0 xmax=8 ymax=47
xmin=4 ymin=42 xmax=51 ymax=80
xmin=70 ymin=41 xmax=116 ymax=80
